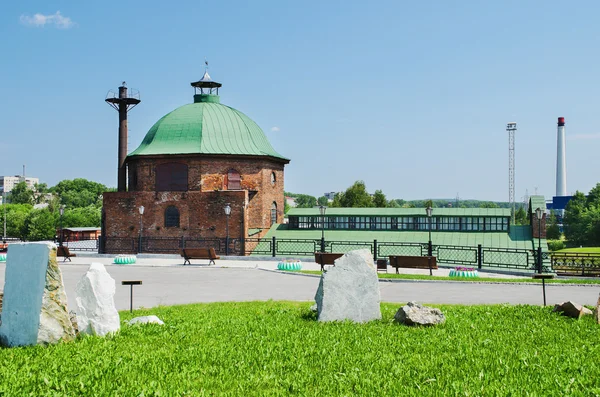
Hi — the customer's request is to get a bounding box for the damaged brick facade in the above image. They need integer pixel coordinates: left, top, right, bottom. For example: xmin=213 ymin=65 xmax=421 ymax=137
xmin=102 ymin=154 xmax=287 ymax=253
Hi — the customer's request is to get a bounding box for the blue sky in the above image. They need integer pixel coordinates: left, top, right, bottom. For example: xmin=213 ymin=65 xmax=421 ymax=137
xmin=1 ymin=1 xmax=599 ymax=201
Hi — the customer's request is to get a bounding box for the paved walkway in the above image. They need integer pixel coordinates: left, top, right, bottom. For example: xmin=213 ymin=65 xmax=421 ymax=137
xmin=0 ymin=255 xmax=598 ymax=311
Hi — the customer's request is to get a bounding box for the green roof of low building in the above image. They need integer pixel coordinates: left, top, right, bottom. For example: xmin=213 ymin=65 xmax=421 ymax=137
xmin=287 ymin=207 xmax=511 ymax=217
xmin=265 ymin=224 xmax=535 ymax=250
xmin=529 ymin=195 xmax=546 ymax=214
xmin=128 ymin=93 xmax=288 ymax=161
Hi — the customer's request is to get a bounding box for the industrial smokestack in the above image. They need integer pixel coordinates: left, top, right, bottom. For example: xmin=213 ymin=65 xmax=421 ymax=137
xmin=556 ymin=117 xmax=567 ymax=197
xmin=105 ymin=82 xmax=141 ymax=192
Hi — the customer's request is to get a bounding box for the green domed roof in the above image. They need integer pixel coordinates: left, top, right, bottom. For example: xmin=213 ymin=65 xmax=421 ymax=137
xmin=128 ymin=94 xmax=288 ymax=161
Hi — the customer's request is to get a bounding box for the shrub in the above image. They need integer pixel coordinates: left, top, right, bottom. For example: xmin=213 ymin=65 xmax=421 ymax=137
xmin=547 ymin=239 xmax=565 ymax=251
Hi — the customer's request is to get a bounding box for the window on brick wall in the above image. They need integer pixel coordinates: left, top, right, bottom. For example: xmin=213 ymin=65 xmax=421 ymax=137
xmin=271 ymin=202 xmax=277 ymax=225
xmin=165 ymin=206 xmax=180 ymax=228
xmin=129 ymin=166 xmax=138 ymax=190
xmin=227 ymin=169 xmax=241 ymax=190
xmin=156 ymin=163 xmax=188 ymax=191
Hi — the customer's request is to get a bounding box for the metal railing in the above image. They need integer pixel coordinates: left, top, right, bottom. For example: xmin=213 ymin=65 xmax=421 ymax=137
xmin=97 ymin=236 xmax=594 ymax=274
xmin=551 ymin=253 xmax=600 ymax=277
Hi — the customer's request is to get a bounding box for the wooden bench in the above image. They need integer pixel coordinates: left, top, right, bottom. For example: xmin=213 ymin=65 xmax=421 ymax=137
xmin=389 ymin=255 xmax=437 ymax=274
xmin=57 ymin=246 xmax=77 ymax=262
xmin=180 ymin=248 xmax=220 ymax=265
xmin=314 ymin=252 xmax=344 ymax=271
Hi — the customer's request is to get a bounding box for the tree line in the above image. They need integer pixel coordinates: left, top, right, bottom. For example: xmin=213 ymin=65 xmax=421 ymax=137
xmin=563 ymin=183 xmax=600 ymax=247
xmin=1 ymin=178 xmax=112 ymax=241
xmin=286 ymin=180 xmax=530 ymax=225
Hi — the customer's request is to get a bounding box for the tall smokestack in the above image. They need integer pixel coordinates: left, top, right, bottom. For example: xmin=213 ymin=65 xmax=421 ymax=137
xmin=556 ymin=117 xmax=567 ymax=197
xmin=105 ymin=82 xmax=141 ymax=192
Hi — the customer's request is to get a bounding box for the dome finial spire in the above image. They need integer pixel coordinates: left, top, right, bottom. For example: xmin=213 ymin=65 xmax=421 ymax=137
xmin=191 ymin=61 xmax=221 ymax=98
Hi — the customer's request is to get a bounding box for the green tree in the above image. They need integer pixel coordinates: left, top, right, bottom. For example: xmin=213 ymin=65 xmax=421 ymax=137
xmin=514 ymin=207 xmax=528 ymax=225
xmin=387 ymin=199 xmax=400 ymax=208
xmin=373 ymin=190 xmax=387 ymax=208
xmin=564 ymin=191 xmax=588 ymax=246
xmin=546 ymin=212 xmax=561 ymax=240
xmin=317 ymin=196 xmax=329 ymax=206
xmin=62 ymin=205 xmax=101 ymax=228
xmin=586 ymin=183 xmax=600 ymax=207
xmin=9 ymin=182 xmax=35 ymax=205
xmin=294 ymin=194 xmax=317 ymax=208
xmin=479 ymin=202 xmax=499 ymax=208
xmin=333 ymin=181 xmax=373 ymax=208
xmin=584 ymin=208 xmax=600 ymax=246
xmin=50 ymin=178 xmax=110 ymax=208
xmin=0 ymin=203 xmax=32 ymax=239
xmin=24 ymin=209 xmax=57 ymax=241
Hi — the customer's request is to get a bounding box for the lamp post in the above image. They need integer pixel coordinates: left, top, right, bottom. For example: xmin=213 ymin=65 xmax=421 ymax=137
xmin=319 ymin=205 xmax=326 ymax=253
xmin=224 ymin=203 xmax=231 ymax=256
xmin=426 ymin=206 xmax=433 ymax=276
xmin=2 ymin=193 xmax=6 ymax=244
xmin=535 ymin=207 xmax=543 ymax=274
xmin=138 ymin=206 xmax=144 ymax=254
xmin=59 ymin=205 xmax=65 ymax=247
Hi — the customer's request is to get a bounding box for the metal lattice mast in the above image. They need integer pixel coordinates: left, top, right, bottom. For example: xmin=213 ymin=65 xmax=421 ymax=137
xmin=507 ymin=122 xmax=517 ymax=224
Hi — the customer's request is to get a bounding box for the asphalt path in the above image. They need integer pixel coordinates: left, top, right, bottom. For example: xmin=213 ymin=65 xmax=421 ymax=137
xmin=1 ymin=262 xmax=599 ymax=311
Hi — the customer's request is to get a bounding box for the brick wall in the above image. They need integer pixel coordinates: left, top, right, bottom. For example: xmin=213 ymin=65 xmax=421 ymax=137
xmin=104 ymin=154 xmax=287 ymax=251
xmin=531 ymin=213 xmax=547 ymax=239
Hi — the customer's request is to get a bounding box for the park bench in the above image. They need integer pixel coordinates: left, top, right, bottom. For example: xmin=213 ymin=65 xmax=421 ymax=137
xmin=57 ymin=246 xmax=77 ymax=262
xmin=389 ymin=255 xmax=437 ymax=274
xmin=180 ymin=248 xmax=220 ymax=265
xmin=314 ymin=252 xmax=344 ymax=271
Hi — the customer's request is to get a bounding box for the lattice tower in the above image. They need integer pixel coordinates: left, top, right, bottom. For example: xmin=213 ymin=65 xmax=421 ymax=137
xmin=507 ymin=122 xmax=517 ymax=224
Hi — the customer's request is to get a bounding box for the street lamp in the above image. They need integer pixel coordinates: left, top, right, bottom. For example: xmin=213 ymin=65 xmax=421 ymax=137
xmin=59 ymin=205 xmax=65 ymax=247
xmin=319 ymin=205 xmax=326 ymax=253
xmin=224 ymin=203 xmax=231 ymax=256
xmin=2 ymin=193 xmax=6 ymax=244
xmin=138 ymin=206 xmax=144 ymax=254
xmin=535 ymin=207 xmax=543 ymax=274
xmin=426 ymin=206 xmax=433 ymax=276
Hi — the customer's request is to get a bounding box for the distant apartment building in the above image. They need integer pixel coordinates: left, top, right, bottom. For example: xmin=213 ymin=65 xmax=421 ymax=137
xmin=324 ymin=192 xmax=336 ymax=201
xmin=0 ymin=175 xmax=39 ymax=194
xmin=285 ymin=196 xmax=297 ymax=207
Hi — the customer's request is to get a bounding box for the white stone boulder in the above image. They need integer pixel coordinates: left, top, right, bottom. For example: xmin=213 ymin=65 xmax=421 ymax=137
xmin=394 ymin=301 xmax=446 ymax=326
xmin=127 ymin=315 xmax=164 ymax=326
xmin=75 ymin=263 xmax=120 ymax=336
xmin=314 ymin=249 xmax=381 ymax=322
xmin=0 ymin=243 xmax=75 ymax=347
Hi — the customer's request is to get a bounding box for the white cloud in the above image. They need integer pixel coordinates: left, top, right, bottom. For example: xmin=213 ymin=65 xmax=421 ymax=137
xmin=20 ymin=11 xmax=74 ymax=29
xmin=567 ymin=133 xmax=600 ymax=141
xmin=270 ymin=126 xmax=280 ymax=132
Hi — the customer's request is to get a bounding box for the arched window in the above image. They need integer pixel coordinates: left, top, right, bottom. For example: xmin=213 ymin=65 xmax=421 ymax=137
xmin=271 ymin=171 xmax=276 ymax=185
xmin=270 ymin=202 xmax=277 ymax=225
xmin=227 ymin=169 xmax=241 ymax=190
xmin=165 ymin=206 xmax=180 ymax=228
xmin=156 ymin=163 xmax=188 ymax=191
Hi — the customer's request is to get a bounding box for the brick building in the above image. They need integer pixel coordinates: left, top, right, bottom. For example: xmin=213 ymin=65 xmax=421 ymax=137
xmin=101 ymin=72 xmax=289 ymax=253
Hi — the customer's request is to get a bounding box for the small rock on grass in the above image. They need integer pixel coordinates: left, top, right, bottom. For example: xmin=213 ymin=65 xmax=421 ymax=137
xmin=127 ymin=315 xmax=164 ymax=326
xmin=394 ymin=301 xmax=445 ymax=326
xmin=553 ymin=301 xmax=593 ymax=319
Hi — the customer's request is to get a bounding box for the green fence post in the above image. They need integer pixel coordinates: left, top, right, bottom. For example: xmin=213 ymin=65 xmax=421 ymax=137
xmin=477 ymin=244 xmax=482 ymax=269
xmin=272 ymin=236 xmax=276 ymax=257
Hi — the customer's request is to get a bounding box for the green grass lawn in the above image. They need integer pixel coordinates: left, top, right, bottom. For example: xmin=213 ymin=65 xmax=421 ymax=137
xmin=298 ymin=270 xmax=600 ymax=284
xmin=1 ymin=302 xmax=600 ymax=395
xmin=557 ymin=247 xmax=600 ymax=254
